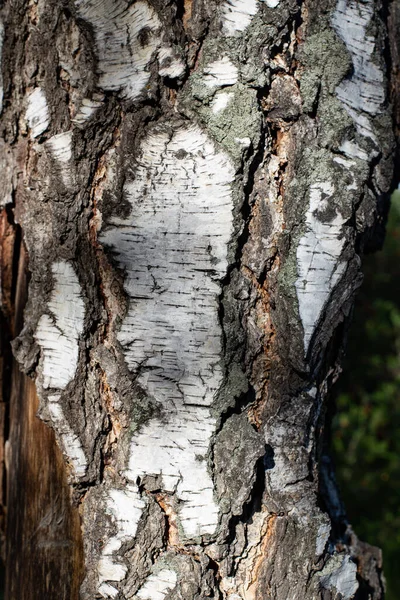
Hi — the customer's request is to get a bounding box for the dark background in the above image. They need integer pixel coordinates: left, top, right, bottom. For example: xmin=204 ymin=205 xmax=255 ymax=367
xmin=333 ymin=191 xmax=400 ymax=599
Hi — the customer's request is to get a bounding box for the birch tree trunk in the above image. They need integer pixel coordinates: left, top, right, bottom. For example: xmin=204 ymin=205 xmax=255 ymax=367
xmin=0 ymin=0 xmax=397 ymax=598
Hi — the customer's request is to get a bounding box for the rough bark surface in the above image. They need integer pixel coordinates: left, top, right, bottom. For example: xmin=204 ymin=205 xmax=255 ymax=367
xmin=0 ymin=0 xmax=397 ymax=599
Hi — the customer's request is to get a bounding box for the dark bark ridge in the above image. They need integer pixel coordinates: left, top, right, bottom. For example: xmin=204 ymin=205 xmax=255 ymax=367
xmin=0 ymin=0 xmax=396 ymax=598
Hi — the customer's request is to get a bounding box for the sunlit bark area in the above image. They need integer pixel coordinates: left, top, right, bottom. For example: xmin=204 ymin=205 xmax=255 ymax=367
xmin=0 ymin=0 xmax=398 ymax=598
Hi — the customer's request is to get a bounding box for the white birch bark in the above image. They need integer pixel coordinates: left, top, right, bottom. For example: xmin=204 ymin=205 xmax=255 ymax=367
xmin=0 ymin=0 xmax=397 ymax=598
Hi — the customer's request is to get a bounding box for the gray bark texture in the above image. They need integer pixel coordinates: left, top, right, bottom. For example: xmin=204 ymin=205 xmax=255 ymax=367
xmin=0 ymin=0 xmax=398 ymax=598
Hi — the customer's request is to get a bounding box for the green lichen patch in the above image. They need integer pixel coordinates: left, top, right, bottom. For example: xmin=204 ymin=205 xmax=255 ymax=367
xmin=317 ymin=92 xmax=354 ymax=149
xmin=181 ymin=65 xmax=262 ymax=164
xmin=205 ymin=84 xmax=262 ymax=162
xmin=298 ymin=29 xmax=352 ymax=113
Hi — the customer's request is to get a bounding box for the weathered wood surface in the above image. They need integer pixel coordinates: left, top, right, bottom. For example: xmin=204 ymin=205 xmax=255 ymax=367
xmin=0 ymin=206 xmax=18 ymax=569
xmin=3 ymin=241 xmax=84 ymax=599
xmin=6 ymin=357 xmax=84 ymax=599
xmin=0 ymin=0 xmax=397 ymax=598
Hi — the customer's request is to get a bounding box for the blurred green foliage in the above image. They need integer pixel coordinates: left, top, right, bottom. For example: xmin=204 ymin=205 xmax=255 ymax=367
xmin=333 ymin=191 xmax=400 ymax=600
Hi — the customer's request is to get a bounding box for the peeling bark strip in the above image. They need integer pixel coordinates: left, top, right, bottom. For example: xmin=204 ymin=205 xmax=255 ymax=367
xmin=35 ymin=261 xmax=84 ymax=391
xmin=295 ymin=181 xmax=347 ymax=352
xmin=101 ymin=125 xmax=233 ymax=533
xmin=222 ymin=0 xmax=280 ymax=35
xmin=332 ymin=0 xmax=385 ymax=138
xmin=26 ymin=88 xmax=50 ymax=138
xmin=75 ymin=0 xmax=185 ymax=98
xmin=0 ymin=0 xmax=397 ymax=599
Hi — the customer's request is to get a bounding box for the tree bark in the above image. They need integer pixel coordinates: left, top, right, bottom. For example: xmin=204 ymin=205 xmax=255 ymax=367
xmin=0 ymin=0 xmax=397 ymax=599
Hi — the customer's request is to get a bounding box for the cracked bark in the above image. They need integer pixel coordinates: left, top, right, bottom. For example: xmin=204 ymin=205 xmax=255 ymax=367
xmin=0 ymin=0 xmax=398 ymax=599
